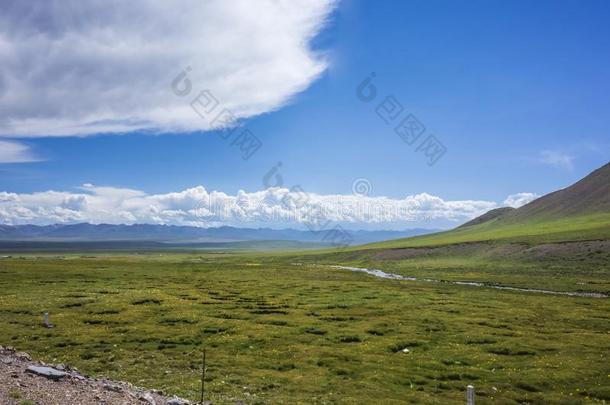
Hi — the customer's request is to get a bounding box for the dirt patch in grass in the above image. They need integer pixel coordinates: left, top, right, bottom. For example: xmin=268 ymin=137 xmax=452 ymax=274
xmin=521 ymin=240 xmax=610 ymax=260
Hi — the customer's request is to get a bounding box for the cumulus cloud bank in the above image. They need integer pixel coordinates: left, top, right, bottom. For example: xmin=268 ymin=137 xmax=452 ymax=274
xmin=0 ymin=184 xmax=536 ymax=228
xmin=0 ymin=0 xmax=336 ymax=137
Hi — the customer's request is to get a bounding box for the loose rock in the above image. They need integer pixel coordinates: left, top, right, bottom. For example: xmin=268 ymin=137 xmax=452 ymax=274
xmin=103 ymin=382 xmax=123 ymax=393
xmin=1 ymin=347 xmax=185 ymax=404
xmin=139 ymin=392 xmax=156 ymax=404
xmin=167 ymin=397 xmax=191 ymax=405
xmin=16 ymin=352 xmax=32 ymax=361
xmin=26 ymin=365 xmax=68 ymax=380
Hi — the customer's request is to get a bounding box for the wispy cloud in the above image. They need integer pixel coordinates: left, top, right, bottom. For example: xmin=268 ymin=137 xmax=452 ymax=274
xmin=0 ymin=184 xmax=532 ymax=228
xmin=0 ymin=0 xmax=337 ymax=137
xmin=538 ymin=150 xmax=575 ymax=170
xmin=0 ymin=140 xmax=39 ymax=163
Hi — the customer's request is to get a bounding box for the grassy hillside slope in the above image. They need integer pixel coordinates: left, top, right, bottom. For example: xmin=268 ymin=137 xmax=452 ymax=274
xmin=360 ymin=162 xmax=610 ymax=250
xmin=361 ymin=212 xmax=610 ymax=249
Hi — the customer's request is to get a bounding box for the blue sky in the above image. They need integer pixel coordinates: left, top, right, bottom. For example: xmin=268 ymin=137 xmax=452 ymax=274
xmin=0 ymin=0 xmax=608 ymax=229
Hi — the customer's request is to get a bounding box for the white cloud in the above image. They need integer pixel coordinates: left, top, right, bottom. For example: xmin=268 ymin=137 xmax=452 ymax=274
xmin=0 ymin=184 xmax=515 ymax=228
xmin=538 ymin=150 xmax=574 ymax=170
xmin=0 ymin=140 xmax=39 ymax=163
xmin=503 ymin=192 xmax=538 ymax=208
xmin=0 ymin=0 xmax=336 ymax=137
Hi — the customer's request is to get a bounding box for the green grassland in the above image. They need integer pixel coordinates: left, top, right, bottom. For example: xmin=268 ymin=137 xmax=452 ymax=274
xmin=357 ymin=213 xmax=610 ymax=249
xmin=289 ymin=241 xmax=610 ymax=294
xmin=282 ymin=212 xmax=610 ymax=297
xmin=1 ymin=253 xmax=609 ymax=404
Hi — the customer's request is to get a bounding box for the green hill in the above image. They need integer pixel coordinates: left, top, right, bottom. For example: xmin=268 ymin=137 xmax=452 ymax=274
xmin=360 ymin=162 xmax=610 ymax=249
xmin=498 ymin=161 xmax=610 ymax=222
xmin=457 ymin=207 xmax=515 ymax=228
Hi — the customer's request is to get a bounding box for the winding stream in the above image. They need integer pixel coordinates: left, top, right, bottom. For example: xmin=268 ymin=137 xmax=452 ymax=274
xmin=327 ymin=265 xmax=609 ymax=298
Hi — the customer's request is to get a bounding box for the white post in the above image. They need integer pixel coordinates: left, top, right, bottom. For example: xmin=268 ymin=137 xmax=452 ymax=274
xmin=467 ymin=385 xmax=475 ymax=405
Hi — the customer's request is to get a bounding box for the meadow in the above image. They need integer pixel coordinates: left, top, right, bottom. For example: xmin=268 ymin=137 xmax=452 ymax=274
xmin=0 ymin=252 xmax=609 ymax=404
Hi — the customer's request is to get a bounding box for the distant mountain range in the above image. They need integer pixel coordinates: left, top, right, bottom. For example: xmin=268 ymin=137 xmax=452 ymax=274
xmin=0 ymin=223 xmax=438 ymax=246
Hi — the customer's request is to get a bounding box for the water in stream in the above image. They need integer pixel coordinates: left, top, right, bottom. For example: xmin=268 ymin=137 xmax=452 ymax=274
xmin=328 ymin=265 xmax=608 ymax=298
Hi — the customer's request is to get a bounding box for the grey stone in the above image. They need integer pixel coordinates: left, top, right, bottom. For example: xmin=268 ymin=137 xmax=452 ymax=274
xmin=167 ymin=397 xmax=190 ymax=405
xmin=139 ymin=392 xmax=156 ymax=404
xmin=26 ymin=365 xmax=68 ymax=380
xmin=16 ymin=352 xmax=32 ymax=361
xmin=103 ymin=382 xmax=123 ymax=393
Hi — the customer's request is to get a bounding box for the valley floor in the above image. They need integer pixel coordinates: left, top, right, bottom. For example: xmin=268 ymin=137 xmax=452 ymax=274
xmin=0 ymin=252 xmax=608 ymax=404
